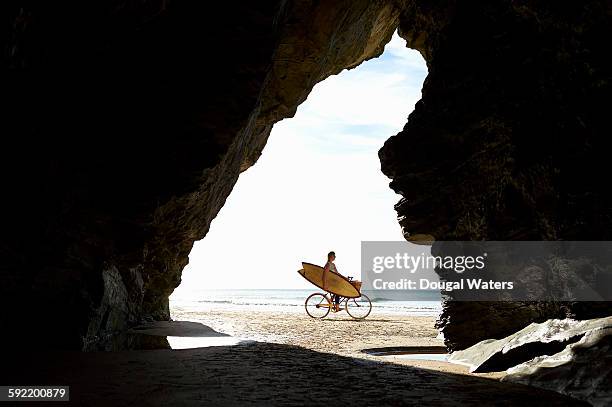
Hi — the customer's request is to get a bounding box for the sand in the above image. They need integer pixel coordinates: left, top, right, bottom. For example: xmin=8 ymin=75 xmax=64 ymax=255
xmin=6 ymin=342 xmax=585 ymax=406
xmin=171 ymin=307 xmax=471 ymax=374
xmin=3 ymin=309 xmax=587 ymax=406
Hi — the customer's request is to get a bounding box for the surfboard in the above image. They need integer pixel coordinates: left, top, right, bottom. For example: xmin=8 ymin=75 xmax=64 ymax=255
xmin=297 ymin=262 xmax=360 ymax=298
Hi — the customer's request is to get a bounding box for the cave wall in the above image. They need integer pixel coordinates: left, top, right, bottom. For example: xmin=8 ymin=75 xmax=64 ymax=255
xmin=1 ymin=0 xmax=402 ymax=350
xmin=380 ymin=0 xmax=612 ymax=349
xmin=2 ymin=0 xmax=610 ymax=351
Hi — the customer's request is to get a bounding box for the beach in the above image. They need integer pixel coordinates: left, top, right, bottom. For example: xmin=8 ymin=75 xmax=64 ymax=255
xmin=169 ymin=307 xmax=460 ymax=371
xmin=4 ymin=291 xmax=586 ymax=406
xmin=167 ymin=289 xmax=491 ymax=377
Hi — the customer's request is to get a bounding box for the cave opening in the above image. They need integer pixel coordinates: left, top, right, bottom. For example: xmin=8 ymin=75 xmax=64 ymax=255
xmin=3 ymin=1 xmax=611 ymax=404
xmin=170 ymin=33 xmax=435 ymax=322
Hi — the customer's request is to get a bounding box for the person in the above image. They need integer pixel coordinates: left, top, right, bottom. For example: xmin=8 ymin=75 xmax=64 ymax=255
xmin=322 ymin=251 xmax=341 ymax=311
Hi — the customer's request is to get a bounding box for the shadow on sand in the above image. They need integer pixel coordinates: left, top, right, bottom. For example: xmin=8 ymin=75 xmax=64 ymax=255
xmin=5 ymin=342 xmax=586 ymax=406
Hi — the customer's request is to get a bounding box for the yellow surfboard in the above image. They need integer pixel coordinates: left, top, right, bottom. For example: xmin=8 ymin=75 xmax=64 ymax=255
xmin=297 ymin=262 xmax=360 ymax=298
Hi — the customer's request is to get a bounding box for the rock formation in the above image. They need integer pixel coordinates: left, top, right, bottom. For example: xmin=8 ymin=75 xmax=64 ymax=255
xmin=447 ymin=317 xmax=612 ymax=406
xmin=505 ymin=322 xmax=612 ymax=407
xmin=379 ymin=1 xmax=612 ymax=350
xmin=2 ymin=0 xmax=403 ymax=350
xmin=2 ymin=0 xmax=610 ymax=364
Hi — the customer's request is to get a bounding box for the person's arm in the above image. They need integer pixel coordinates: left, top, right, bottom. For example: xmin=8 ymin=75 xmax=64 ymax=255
xmin=322 ymin=263 xmax=329 ymax=290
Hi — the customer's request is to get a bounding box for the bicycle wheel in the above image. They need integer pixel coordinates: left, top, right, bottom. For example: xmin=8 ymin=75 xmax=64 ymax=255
xmin=345 ymin=293 xmax=372 ymax=320
xmin=305 ymin=293 xmax=331 ymax=318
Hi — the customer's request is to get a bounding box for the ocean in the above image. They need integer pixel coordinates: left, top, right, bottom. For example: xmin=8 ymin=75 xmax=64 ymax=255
xmin=170 ymin=289 xmax=442 ymax=317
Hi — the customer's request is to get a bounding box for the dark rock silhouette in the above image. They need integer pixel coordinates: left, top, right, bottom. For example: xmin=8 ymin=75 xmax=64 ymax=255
xmin=1 ymin=0 xmax=400 ymax=350
xmin=379 ymin=0 xmax=612 ymax=350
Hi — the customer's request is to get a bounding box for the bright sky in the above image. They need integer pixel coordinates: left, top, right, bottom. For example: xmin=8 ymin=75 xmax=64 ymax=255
xmin=171 ymin=33 xmax=427 ymax=294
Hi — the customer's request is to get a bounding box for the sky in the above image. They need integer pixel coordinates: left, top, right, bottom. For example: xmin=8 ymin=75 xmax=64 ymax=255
xmin=171 ymin=33 xmax=428 ymax=295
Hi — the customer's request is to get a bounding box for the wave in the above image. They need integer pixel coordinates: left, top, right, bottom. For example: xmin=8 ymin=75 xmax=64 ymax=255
xmin=189 ymin=299 xmax=440 ymax=310
xmin=195 ymin=299 xmax=302 ymax=307
xmin=195 ymin=296 xmax=307 ymax=303
xmin=173 ymin=291 xmax=441 ymax=315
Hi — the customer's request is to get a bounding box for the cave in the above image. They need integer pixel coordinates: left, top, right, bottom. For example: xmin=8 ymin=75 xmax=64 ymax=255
xmin=2 ymin=0 xmax=611 ymax=405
